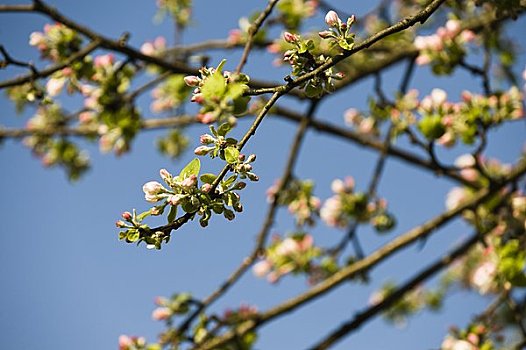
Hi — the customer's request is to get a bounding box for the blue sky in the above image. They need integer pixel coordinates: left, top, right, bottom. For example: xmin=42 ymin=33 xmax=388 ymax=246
xmin=0 ymin=1 xmax=525 ymax=349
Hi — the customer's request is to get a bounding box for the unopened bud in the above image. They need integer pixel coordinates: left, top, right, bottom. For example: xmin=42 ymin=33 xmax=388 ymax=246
xmin=318 ymin=30 xmax=333 ymax=39
xmin=181 ymin=174 xmax=198 ymax=188
xmin=346 ymin=15 xmax=356 ymax=28
xmin=184 ymin=75 xmax=200 ymax=87
xmin=325 ymin=10 xmax=341 ymax=27
xmin=234 ymin=181 xmax=247 ymax=190
xmin=122 ymin=211 xmax=132 ymax=221
xmin=283 ymin=32 xmax=299 ymax=43
xmin=200 ymin=134 xmax=215 ymax=145
xmin=159 ymin=168 xmax=171 ymax=181
xmin=224 ymin=209 xmax=235 ymax=221
xmin=247 ymin=173 xmax=259 ymax=182
xmin=238 ymin=153 xmax=246 ymax=162
xmin=201 ymin=183 xmax=212 ymax=193
xmin=246 ymin=154 xmax=256 ymax=163
xmin=116 ymin=220 xmax=126 ymax=228
xmin=194 ymin=145 xmax=211 ymax=156
xmin=242 ymin=164 xmax=253 ymax=172
xmin=191 ymin=93 xmax=204 ymax=104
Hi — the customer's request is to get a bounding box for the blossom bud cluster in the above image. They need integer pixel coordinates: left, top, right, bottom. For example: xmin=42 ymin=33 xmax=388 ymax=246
xmin=343 ymin=108 xmax=380 ymax=137
xmin=440 ymin=323 xmax=494 ymax=350
xmin=319 ymin=10 xmax=356 ymax=51
xmin=150 ymin=75 xmax=191 ymax=113
xmin=156 ymin=0 xmax=192 ymax=28
xmin=140 ymin=36 xmax=166 ymax=57
xmin=29 ymin=23 xmax=83 ymax=63
xmin=368 ymin=283 xmax=434 ymax=326
xmin=117 ymin=156 xmax=253 ymax=247
xmin=151 ymin=292 xmax=192 ymax=322
xmin=275 ymin=0 xmax=318 ymax=30
xmin=281 ymin=31 xmax=339 ymax=98
xmin=22 ymin=105 xmax=89 ymax=180
xmin=253 ymin=233 xmax=325 ymax=283
xmin=194 ymin=123 xmax=260 ymax=182
xmin=266 ymin=178 xmax=320 ymax=226
xmin=414 ymin=19 xmax=476 ymax=74
xmin=320 ymin=177 xmax=395 ymax=232
xmin=367 ymin=87 xmax=524 ymax=147
xmin=184 ymin=60 xmax=250 ymax=124
xmin=222 ymin=304 xmax=258 ymax=325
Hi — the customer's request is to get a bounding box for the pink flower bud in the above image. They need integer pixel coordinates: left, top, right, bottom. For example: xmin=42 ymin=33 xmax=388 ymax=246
xmin=184 ymin=75 xmax=200 ymax=87
xmin=140 ymin=42 xmax=155 ymax=56
xmin=318 ymin=30 xmax=333 ymax=39
xmin=29 ymin=32 xmax=45 ymax=46
xmin=194 ymin=145 xmax=211 ymax=156
xmin=181 ymin=174 xmax=197 ymax=187
xmin=199 ymin=134 xmax=215 ymax=145
xmin=143 ymin=181 xmax=165 ymax=202
xmin=283 ymin=32 xmax=299 ymax=43
xmin=159 ymin=168 xmax=171 ymax=181
xmin=201 ymin=183 xmax=212 ymax=193
xmin=253 ymin=260 xmax=271 ymax=277
xmin=115 ymin=220 xmax=126 ymax=228
xmin=445 ymin=19 xmax=461 ymax=37
xmin=122 ymin=211 xmax=132 ymax=221
xmin=196 ymin=112 xmax=216 ymax=124
xmin=154 ymin=296 xmax=168 ymax=306
xmin=191 ymin=93 xmax=204 ymax=104
xmin=325 ymin=10 xmax=341 ymax=27
xmin=46 ymin=77 xmax=66 ymax=97
xmin=152 ymin=307 xmax=172 ymax=321
xmin=415 ymin=54 xmax=431 ymax=66
xmin=119 ymin=335 xmax=133 ymax=350
xmin=94 ymin=54 xmax=114 ymax=68
xmin=460 ymin=30 xmax=476 ymax=43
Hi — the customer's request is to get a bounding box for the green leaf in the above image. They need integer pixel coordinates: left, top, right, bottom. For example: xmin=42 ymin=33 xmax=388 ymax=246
xmin=179 ymin=158 xmax=201 ymax=179
xmin=200 ymin=173 xmax=217 ymax=184
xmin=217 ymin=122 xmax=233 ymax=137
xmin=126 ymin=230 xmax=140 ymax=243
xmin=418 ymin=115 xmax=445 ymax=140
xmin=216 ymin=59 xmax=227 ymax=72
xmin=167 ymin=205 xmax=177 ymax=223
xmin=223 ymin=174 xmax=238 ymax=187
xmin=224 ymin=146 xmax=240 ymax=164
xmin=201 ymin=72 xmax=226 ymax=100
xmin=136 ymin=210 xmax=152 ymax=221
xmin=232 ymin=96 xmax=250 ymax=116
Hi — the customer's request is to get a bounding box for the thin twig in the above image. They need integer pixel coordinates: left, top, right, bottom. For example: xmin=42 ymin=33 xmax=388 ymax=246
xmin=234 ymin=0 xmax=280 ymax=74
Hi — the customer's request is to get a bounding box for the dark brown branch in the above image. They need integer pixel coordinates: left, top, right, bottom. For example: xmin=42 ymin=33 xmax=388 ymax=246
xmin=0 ymin=40 xmax=101 ymax=89
xmin=309 ymin=233 xmax=481 ymax=350
xmin=0 ymin=114 xmax=196 ymax=139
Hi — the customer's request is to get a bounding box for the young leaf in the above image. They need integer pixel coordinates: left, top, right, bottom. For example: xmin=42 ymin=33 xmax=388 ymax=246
xmin=217 ymin=122 xmax=233 ymax=137
xmin=167 ymin=205 xmax=177 ymax=223
xmin=179 ymin=158 xmax=201 ymax=179
xmin=224 ymin=146 xmax=240 ymax=164
xmin=201 ymin=72 xmax=226 ymax=100
xmin=200 ymin=173 xmax=217 ymax=184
